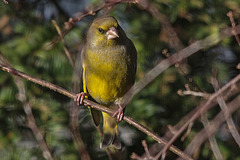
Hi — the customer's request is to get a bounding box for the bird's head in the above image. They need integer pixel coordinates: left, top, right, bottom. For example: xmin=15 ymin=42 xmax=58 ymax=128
xmin=87 ymin=16 xmax=126 ymax=47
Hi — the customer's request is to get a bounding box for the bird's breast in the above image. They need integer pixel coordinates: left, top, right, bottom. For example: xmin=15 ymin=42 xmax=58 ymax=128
xmin=84 ymin=46 xmax=133 ymax=105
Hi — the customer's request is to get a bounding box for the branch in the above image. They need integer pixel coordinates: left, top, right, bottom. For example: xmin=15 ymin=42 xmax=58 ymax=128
xmin=2 ymin=24 xmax=240 ymax=160
xmin=122 ymin=25 xmax=240 ymax=107
xmin=158 ymin=73 xmax=240 ymax=157
xmin=69 ymin=103 xmax=91 ymax=160
xmin=146 ymin=79 xmax=240 ymax=159
xmin=49 ymin=0 xmax=137 ymax=48
xmin=15 ymin=78 xmax=54 ymax=160
xmin=201 ymin=114 xmax=223 ymax=160
xmin=52 ymin=20 xmax=74 ymax=67
xmin=51 ymin=19 xmax=91 ymax=159
xmin=227 ymin=11 xmax=240 ymax=46
xmin=137 ymin=0 xmax=184 ymax=51
xmin=131 ymin=140 xmax=154 ymax=160
xmin=177 ymin=90 xmax=210 ymax=98
xmin=0 ymin=63 xmax=193 ymax=160
xmin=211 ymin=76 xmax=240 ymax=148
xmin=181 ymin=95 xmax=240 ymax=158
xmin=0 ymin=54 xmax=53 ymax=160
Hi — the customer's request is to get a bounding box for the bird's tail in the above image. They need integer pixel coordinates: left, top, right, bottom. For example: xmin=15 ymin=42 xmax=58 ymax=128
xmin=100 ymin=112 xmax=121 ymax=149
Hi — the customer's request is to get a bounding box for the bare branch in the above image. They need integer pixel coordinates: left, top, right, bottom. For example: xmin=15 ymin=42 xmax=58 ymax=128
xmin=51 ymin=20 xmax=91 ymax=159
xmin=16 ymin=79 xmax=54 ymax=160
xmin=122 ymin=25 xmax=240 ymax=107
xmin=49 ymin=0 xmax=137 ymax=48
xmin=142 ymin=140 xmax=152 ymax=159
xmin=52 ymin=20 xmax=74 ymax=67
xmin=137 ymin=0 xmax=184 ymax=51
xmin=177 ymin=90 xmax=210 ymax=98
xmin=201 ymin=114 xmax=224 ymax=160
xmin=227 ymin=11 xmax=240 ymax=46
xmin=0 ymin=54 xmax=53 ymax=160
xmin=69 ymin=104 xmax=91 ymax=160
xmin=2 ymin=24 xmax=240 ymax=159
xmin=181 ymin=95 xmax=240 ymax=158
xmin=0 ymin=62 xmax=193 ymax=160
xmin=211 ymin=76 xmax=240 ymax=148
xmin=158 ymin=73 xmax=240 ymax=157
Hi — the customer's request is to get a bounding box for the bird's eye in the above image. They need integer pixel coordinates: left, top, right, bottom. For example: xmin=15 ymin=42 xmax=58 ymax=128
xmin=98 ymin=28 xmax=104 ymax=33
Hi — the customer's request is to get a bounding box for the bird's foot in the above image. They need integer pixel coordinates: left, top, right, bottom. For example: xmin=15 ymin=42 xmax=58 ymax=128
xmin=74 ymin=92 xmax=90 ymax=105
xmin=112 ymin=104 xmax=124 ymax=122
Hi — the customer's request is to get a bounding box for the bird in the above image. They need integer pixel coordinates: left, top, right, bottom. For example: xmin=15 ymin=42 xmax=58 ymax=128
xmin=75 ymin=16 xmax=137 ymax=149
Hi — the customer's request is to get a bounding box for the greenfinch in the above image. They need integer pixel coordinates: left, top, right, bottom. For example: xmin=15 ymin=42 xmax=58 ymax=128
xmin=75 ymin=16 xmax=137 ymax=149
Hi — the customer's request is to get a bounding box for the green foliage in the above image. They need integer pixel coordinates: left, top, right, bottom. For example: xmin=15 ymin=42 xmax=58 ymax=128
xmin=1 ymin=0 xmax=240 ymax=159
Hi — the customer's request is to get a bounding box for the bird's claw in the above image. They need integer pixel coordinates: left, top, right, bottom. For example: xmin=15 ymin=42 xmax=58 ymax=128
xmin=74 ymin=92 xmax=89 ymax=106
xmin=112 ymin=105 xmax=124 ymax=122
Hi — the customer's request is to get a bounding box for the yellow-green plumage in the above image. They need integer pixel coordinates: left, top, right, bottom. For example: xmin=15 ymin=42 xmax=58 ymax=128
xmin=81 ymin=16 xmax=137 ymax=149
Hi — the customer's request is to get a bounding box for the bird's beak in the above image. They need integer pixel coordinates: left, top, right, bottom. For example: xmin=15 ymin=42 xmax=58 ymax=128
xmin=106 ymin=27 xmax=119 ymax=40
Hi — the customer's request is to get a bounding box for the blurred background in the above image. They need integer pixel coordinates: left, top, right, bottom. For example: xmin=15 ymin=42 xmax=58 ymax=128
xmin=0 ymin=0 xmax=240 ymax=159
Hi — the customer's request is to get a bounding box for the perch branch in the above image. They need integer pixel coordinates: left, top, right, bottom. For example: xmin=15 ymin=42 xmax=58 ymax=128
xmin=52 ymin=19 xmax=91 ymax=159
xmin=0 ymin=63 xmax=193 ymax=160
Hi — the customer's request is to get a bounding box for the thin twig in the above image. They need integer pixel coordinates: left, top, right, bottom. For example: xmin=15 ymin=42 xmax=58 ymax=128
xmin=211 ymin=76 xmax=240 ymax=148
xmin=0 ymin=63 xmax=193 ymax=160
xmin=142 ymin=140 xmax=152 ymax=159
xmin=162 ymin=49 xmax=203 ymax=92
xmin=52 ymin=20 xmax=74 ymax=66
xmin=137 ymin=0 xmax=184 ymax=51
xmin=227 ymin=11 xmax=240 ymax=46
xmin=171 ymin=83 xmax=240 ymax=160
xmin=181 ymin=95 xmax=240 ymax=158
xmin=158 ymin=73 xmax=240 ymax=157
xmin=0 ymin=54 xmax=54 ymax=160
xmin=52 ymin=19 xmax=91 ymax=159
xmin=16 ymin=79 xmax=54 ymax=160
xmin=49 ymin=0 xmax=137 ymax=48
xmin=181 ymin=122 xmax=193 ymax=141
xmin=177 ymin=66 xmax=203 ymax=92
xmin=69 ymin=103 xmax=91 ymax=160
xmin=122 ymin=24 xmax=240 ymax=108
xmin=177 ymin=90 xmax=210 ymax=98
xmin=201 ymin=114 xmax=224 ymax=160
xmin=130 ymin=152 xmax=142 ymax=160
xmin=2 ymin=24 xmax=240 ymax=159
